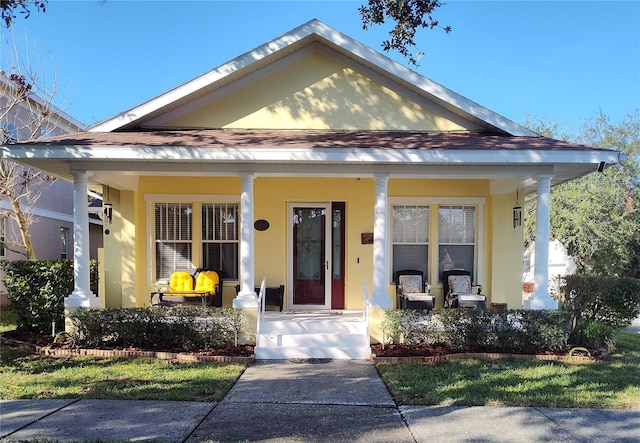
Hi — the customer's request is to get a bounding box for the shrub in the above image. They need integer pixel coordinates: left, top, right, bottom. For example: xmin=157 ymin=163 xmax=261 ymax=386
xmin=381 ymin=309 xmax=433 ymax=346
xmin=560 ymin=275 xmax=640 ymax=348
xmin=381 ymin=308 xmax=572 ymax=354
xmin=1 ymin=259 xmax=99 ymax=334
xmin=69 ymin=306 xmax=245 ymax=351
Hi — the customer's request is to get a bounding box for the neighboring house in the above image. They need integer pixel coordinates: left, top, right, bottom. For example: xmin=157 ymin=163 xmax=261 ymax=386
xmin=522 ymin=239 xmax=577 ymax=308
xmin=1 ymin=20 xmax=625 ymax=340
xmin=0 ymin=76 xmax=103 ymax=307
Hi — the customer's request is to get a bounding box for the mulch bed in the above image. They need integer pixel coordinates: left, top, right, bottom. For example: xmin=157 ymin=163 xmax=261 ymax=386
xmin=1 ymin=329 xmax=255 ymax=361
xmin=370 ymin=343 xmax=449 ymax=357
xmin=2 ymin=329 xmax=597 ymax=363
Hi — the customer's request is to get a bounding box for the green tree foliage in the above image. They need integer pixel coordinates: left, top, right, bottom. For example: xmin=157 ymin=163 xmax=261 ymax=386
xmin=0 ymin=0 xmax=46 ymax=27
xmin=0 ymin=259 xmax=98 ymax=333
xmin=360 ymin=0 xmax=451 ymax=66
xmin=526 ymin=110 xmax=640 ymax=278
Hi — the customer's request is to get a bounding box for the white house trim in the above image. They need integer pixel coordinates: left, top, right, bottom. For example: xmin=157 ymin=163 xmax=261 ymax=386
xmin=4 ymin=145 xmax=623 ymax=166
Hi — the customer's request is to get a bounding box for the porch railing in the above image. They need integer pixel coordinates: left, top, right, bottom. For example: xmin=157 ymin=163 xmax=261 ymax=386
xmin=255 ymin=277 xmax=267 ymax=348
xmin=362 ymin=277 xmax=370 ymax=343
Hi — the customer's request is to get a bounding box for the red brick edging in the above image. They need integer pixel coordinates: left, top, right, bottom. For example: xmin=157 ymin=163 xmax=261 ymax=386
xmin=372 ymin=352 xmax=595 ymax=365
xmin=3 ymin=336 xmax=594 ymax=365
xmin=1 ymin=337 xmax=254 ymax=364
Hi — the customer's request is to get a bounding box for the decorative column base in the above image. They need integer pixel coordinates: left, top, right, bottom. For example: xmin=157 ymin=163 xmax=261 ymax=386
xmin=64 ymin=291 xmax=101 ymax=308
xmin=232 ymin=293 xmax=259 ymax=309
xmin=64 ymin=291 xmax=101 ymax=333
xmin=369 ymin=291 xmax=393 ymax=309
xmin=231 ymin=303 xmax=258 ymax=345
xmin=529 ymin=292 xmax=558 ymax=310
xmin=367 ymin=306 xmax=388 ymax=345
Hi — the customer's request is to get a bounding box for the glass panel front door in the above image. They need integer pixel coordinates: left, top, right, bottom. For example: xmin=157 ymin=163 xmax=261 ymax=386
xmin=292 ymin=205 xmax=330 ymax=308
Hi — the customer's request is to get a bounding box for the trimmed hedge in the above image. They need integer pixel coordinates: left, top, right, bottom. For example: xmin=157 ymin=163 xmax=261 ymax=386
xmin=1 ymin=259 xmax=99 ymax=334
xmin=381 ymin=308 xmax=572 ymax=354
xmin=69 ymin=306 xmax=245 ymax=351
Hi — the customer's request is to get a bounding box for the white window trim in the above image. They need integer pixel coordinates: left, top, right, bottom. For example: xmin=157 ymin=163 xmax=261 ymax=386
xmin=388 ymin=197 xmax=485 ymax=285
xmin=145 ymin=194 xmax=239 ymax=285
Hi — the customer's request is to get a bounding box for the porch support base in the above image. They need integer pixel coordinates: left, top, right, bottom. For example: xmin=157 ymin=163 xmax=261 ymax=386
xmin=367 ymin=306 xmax=388 ymax=345
xmin=232 ymin=305 xmax=258 ymax=345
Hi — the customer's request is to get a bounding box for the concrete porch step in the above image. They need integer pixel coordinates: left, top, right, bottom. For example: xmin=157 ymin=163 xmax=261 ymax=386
xmin=254 ymin=344 xmax=372 ymax=360
xmin=255 ymin=312 xmax=371 ymax=360
xmin=259 ymin=332 xmax=368 ymax=348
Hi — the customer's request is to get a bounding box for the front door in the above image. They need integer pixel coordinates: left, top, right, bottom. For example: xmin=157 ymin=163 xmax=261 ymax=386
xmin=290 ymin=203 xmax=331 ymax=309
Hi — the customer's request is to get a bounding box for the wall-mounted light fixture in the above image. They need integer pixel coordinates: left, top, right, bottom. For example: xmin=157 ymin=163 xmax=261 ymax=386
xmin=103 ymin=185 xmax=113 ymax=225
xmin=513 ymin=188 xmax=522 ymax=228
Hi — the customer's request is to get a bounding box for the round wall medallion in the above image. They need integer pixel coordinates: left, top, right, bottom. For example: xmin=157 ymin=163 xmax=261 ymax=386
xmin=254 ymin=219 xmax=270 ymax=231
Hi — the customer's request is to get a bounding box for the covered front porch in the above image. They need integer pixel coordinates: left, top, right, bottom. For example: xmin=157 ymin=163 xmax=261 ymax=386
xmin=62 ymin=166 xmax=562 ymax=316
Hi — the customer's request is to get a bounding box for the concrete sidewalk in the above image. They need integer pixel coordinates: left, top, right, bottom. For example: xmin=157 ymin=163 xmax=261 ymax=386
xmin=2 ymin=359 xmax=640 ymax=442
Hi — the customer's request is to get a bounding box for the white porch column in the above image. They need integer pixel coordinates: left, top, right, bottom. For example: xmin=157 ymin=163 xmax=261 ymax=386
xmin=65 ymin=171 xmax=100 ymax=308
xmin=370 ymin=174 xmax=392 ymax=308
xmin=531 ymin=173 xmax=556 ymax=310
xmin=234 ymin=173 xmax=257 ymax=306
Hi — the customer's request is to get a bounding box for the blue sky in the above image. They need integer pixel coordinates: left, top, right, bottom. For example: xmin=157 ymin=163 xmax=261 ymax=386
xmin=1 ymin=1 xmax=638 ymax=132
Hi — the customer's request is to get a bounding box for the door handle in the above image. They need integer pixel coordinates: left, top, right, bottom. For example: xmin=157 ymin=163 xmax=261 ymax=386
xmin=326 ymin=260 xmax=329 ymax=270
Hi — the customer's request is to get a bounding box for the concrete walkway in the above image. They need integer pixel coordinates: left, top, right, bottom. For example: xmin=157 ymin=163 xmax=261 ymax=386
xmin=2 ymin=359 xmax=640 ymax=442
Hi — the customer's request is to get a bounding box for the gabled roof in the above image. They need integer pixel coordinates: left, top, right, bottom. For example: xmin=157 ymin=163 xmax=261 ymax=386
xmin=19 ymin=128 xmax=606 ymax=151
xmin=0 ymin=19 xmax=625 ymax=196
xmin=88 ymin=19 xmax=537 ymax=137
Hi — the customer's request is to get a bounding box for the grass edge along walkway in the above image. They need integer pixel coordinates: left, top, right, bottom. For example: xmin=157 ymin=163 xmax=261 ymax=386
xmin=0 ymin=344 xmax=247 ymax=402
xmin=376 ymin=330 xmax=640 ymax=409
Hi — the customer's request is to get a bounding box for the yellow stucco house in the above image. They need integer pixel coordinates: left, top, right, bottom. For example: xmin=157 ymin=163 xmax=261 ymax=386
xmin=2 ymin=20 xmax=624 ymax=358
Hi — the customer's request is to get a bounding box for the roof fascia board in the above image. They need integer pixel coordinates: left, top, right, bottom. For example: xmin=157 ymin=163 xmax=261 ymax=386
xmin=3 ymin=144 xmax=622 ymax=165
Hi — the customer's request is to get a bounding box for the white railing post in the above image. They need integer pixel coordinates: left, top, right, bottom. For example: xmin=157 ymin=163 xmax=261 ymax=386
xmin=255 ymin=277 xmax=266 ymax=348
xmin=363 ymin=277 xmax=370 ymax=344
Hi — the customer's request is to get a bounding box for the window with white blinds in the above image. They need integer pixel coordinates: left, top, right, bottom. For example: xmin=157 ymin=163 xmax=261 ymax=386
xmin=202 ymin=203 xmax=239 ymax=280
xmin=392 ymin=205 xmax=429 ymax=280
xmin=438 ymin=205 xmax=475 ymax=281
xmin=154 ymin=203 xmax=193 ymax=279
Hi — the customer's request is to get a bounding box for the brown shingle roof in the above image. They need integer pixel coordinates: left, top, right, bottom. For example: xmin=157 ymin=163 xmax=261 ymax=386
xmin=23 ymin=129 xmax=602 ymax=151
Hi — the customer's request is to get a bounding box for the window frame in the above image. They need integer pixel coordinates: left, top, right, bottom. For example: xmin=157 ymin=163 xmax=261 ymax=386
xmin=388 ymin=197 xmax=484 ymax=286
xmin=391 ymin=204 xmax=430 ymax=282
xmin=438 ymin=205 xmax=477 ymax=282
xmin=60 ymin=226 xmax=69 ymax=259
xmin=0 ymin=216 xmax=5 ymax=258
xmin=145 ymin=194 xmax=240 ymax=284
xmin=201 ymin=202 xmax=240 ymax=281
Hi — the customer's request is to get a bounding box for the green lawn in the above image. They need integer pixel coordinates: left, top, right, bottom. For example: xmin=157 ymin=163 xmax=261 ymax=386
xmin=3 ymin=304 xmax=639 ymax=408
xmin=0 ymin=345 xmax=246 ymax=401
xmin=377 ymin=331 xmax=640 ymax=409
